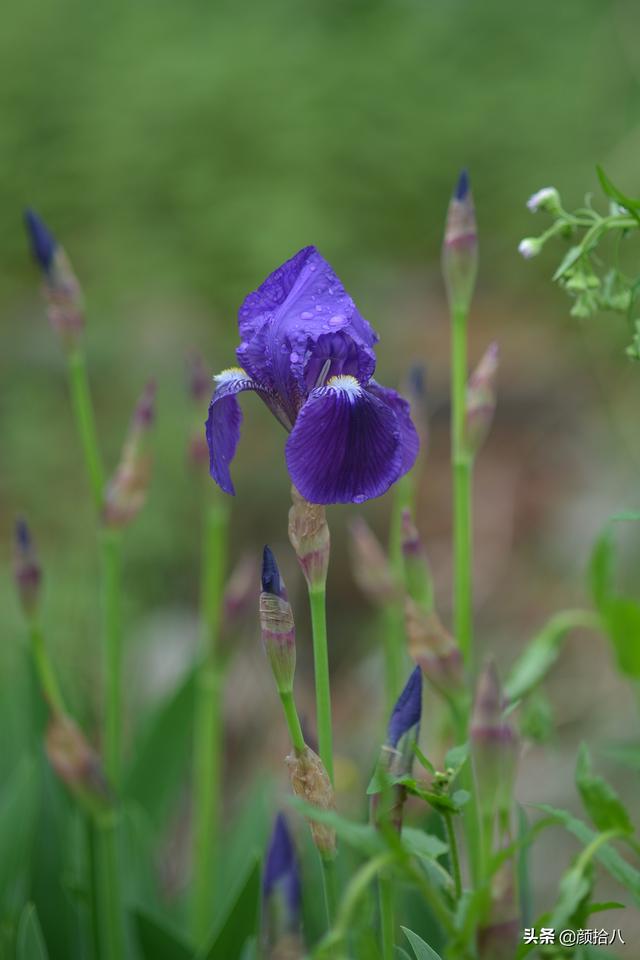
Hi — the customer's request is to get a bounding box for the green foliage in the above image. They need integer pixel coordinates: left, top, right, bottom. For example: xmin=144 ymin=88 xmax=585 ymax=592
xmin=575 ymin=744 xmax=634 ymax=835
xmin=401 ymin=926 xmax=443 ymax=960
xmin=134 ymin=910 xmax=192 ymax=960
xmin=589 ymin=520 xmax=640 ymax=678
xmin=16 ymin=904 xmax=50 ymax=960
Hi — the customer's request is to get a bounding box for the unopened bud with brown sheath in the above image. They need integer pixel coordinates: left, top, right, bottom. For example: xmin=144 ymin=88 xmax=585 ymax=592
xmin=260 ymin=546 xmax=296 ymax=695
xmin=13 ymin=518 xmax=42 ymax=620
xmin=465 ymin=342 xmax=499 ymax=459
xmin=348 ymin=516 xmax=398 ymax=608
xmin=46 ymin=713 xmax=112 ymax=819
xmin=288 ymin=486 xmax=330 ymax=591
xmin=470 ymin=661 xmax=518 ymax=825
xmin=286 ymin=746 xmax=337 ymax=859
xmin=442 ymin=170 xmax=478 ymax=315
xmin=103 ymin=380 xmax=156 ymax=528
xmin=24 ymin=210 xmax=85 ymax=351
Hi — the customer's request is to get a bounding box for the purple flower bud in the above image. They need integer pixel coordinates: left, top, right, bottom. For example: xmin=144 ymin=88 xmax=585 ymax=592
xmin=387 ymin=665 xmax=422 ymax=749
xmin=46 ymin=713 xmax=112 ymax=818
xmin=288 ymin=486 xmax=330 ymax=591
xmin=103 ymin=381 xmax=156 ymax=529
xmin=442 ymin=169 xmax=478 ymax=313
xmin=470 ymin=661 xmax=518 ymax=820
xmin=24 ymin=209 xmax=57 ymax=273
xmin=24 ymin=210 xmax=85 ymax=349
xmin=400 ymin=509 xmax=433 ymax=612
xmin=465 ymin=342 xmax=499 ymax=458
xmin=13 ymin=517 xmax=42 ymax=619
xmin=526 ymin=186 xmax=561 ymax=216
xmin=260 ymin=547 xmax=296 ymax=694
xmin=263 ymin=814 xmax=301 ymax=928
xmin=348 ymin=516 xmax=397 ymax=608
xmin=517 ymin=237 xmax=542 ymax=259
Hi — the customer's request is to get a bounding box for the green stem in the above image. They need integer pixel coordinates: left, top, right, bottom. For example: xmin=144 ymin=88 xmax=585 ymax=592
xmin=321 ymin=856 xmax=338 ymax=928
xmin=279 ymin=690 xmax=306 ymax=754
xmin=443 ymin=811 xmax=462 ymax=900
xmin=381 ymin=605 xmax=403 ymax=717
xmin=314 ymin=852 xmax=394 ymax=958
xmin=86 ymin=819 xmax=102 ymax=960
xmin=191 ymin=495 xmax=229 ymax=945
xmin=451 ymin=305 xmax=473 ymax=669
xmin=384 ymin=474 xmax=413 ymax=710
xmin=101 ymin=528 xmax=123 ymax=788
xmin=28 ymin=619 xmax=65 ymax=715
xmin=309 ymin=585 xmax=334 ymax=784
xmin=96 ymin=813 xmax=125 ymax=960
xmin=67 ymin=348 xmax=105 ymax=514
xmin=378 ymin=872 xmax=395 ymax=960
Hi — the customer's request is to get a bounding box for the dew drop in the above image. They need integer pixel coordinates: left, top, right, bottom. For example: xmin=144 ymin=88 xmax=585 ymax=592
xmin=300 ymin=311 xmax=313 ymax=320
xmin=329 ymin=314 xmax=344 ymax=326
xmin=353 ymin=493 xmax=366 ymax=504
xmin=290 ymin=351 xmax=299 ymax=362
xmin=315 ymin=305 xmax=323 ymax=312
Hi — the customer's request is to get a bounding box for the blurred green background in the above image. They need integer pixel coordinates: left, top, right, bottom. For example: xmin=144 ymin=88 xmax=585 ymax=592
xmin=2 ymin=0 xmax=640 ymax=948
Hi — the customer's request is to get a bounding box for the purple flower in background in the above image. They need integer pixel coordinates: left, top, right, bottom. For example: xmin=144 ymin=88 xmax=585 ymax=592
xmin=24 ymin=209 xmax=57 ymax=273
xmin=206 ymin=246 xmax=419 ymax=504
xmin=263 ymin=813 xmax=301 ymax=926
xmin=387 ymin=665 xmax=422 ymax=748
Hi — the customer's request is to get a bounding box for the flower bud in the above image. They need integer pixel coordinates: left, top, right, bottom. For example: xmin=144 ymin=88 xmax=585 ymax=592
xmin=45 ymin=713 xmax=112 ymax=817
xmin=464 ymin=342 xmax=499 ymax=458
xmin=24 ymin=209 xmax=85 ymax=350
xmin=286 ymin=746 xmax=337 ymax=858
xmin=470 ymin=662 xmax=518 ymax=821
xmin=406 ymin=600 xmax=465 ymax=699
xmin=348 ymin=516 xmax=397 ymax=608
xmin=526 ymin=186 xmax=562 ymax=216
xmin=442 ymin=170 xmax=478 ymax=314
xmin=400 ymin=509 xmax=433 ymax=612
xmin=260 ymin=546 xmax=296 ymax=694
xmin=262 ymin=814 xmax=303 ymax=959
xmin=103 ymin=380 xmax=156 ymax=528
xmin=517 ymin=237 xmax=542 ymax=260
xmin=288 ymin=486 xmax=330 ymax=591
xmin=13 ymin=518 xmax=42 ymax=620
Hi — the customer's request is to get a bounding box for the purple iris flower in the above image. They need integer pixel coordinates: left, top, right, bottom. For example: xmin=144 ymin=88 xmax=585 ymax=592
xmin=387 ymin=665 xmax=422 ymax=748
xmin=206 ymin=246 xmax=419 ymax=504
xmin=263 ymin=813 xmax=301 ymax=924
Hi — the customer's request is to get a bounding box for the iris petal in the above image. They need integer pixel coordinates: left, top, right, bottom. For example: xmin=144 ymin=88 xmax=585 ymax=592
xmin=367 ymin=381 xmax=420 ymax=475
xmin=285 ymin=376 xmax=404 ymax=504
xmin=205 ymin=369 xmax=268 ymax=495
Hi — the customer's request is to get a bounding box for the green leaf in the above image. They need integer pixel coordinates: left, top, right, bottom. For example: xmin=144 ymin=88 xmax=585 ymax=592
xmin=550 ymin=864 xmax=592 ymax=930
xmin=589 ymin=531 xmax=614 ymax=610
xmin=596 ymin=166 xmax=640 ymax=221
xmin=199 ymin=857 xmax=261 ymax=959
xmin=516 ymin=806 xmax=533 ymax=927
xmin=413 ymin=745 xmax=435 ymax=775
xmin=443 ymin=743 xmax=468 ymax=775
xmin=588 ymin=901 xmax=625 ymax=915
xmin=124 ymin=667 xmax=196 ymax=826
xmin=401 ymin=828 xmax=448 ymax=862
xmin=0 ymin=757 xmax=39 ymax=904
xmin=505 ymin=610 xmax=596 ymax=701
xmin=396 ymin=777 xmax=466 ymax=813
xmin=133 ymin=909 xmax=192 ymax=960
xmin=602 ymin=741 xmax=640 ymax=772
xmin=395 ymin=949 xmax=413 ymax=960
xmin=16 ymin=903 xmax=49 ymax=960
xmin=289 ymin=796 xmax=384 ymax=856
xmin=575 ymin=743 xmax=633 ymax=834
xmin=552 ymin=245 xmax=583 ymax=282
xmin=401 ymin=926 xmax=443 ymax=960
xmin=601 ymin=597 xmax=640 ymax=678
xmin=535 ymin=805 xmax=640 ymax=905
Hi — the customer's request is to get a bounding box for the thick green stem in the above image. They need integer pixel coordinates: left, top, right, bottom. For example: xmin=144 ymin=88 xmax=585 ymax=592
xmin=279 ymin=690 xmax=306 ymax=754
xmin=378 ymin=873 xmax=395 ymax=960
xmin=101 ymin=528 xmax=123 ymax=788
xmin=451 ymin=306 xmax=473 ymax=670
xmin=309 ymin=585 xmax=334 ymax=784
xmin=28 ymin=620 xmax=65 ymax=715
xmin=321 ymin=856 xmax=338 ymax=928
xmin=191 ymin=495 xmax=229 ymax=945
xmin=96 ymin=813 xmax=125 ymax=960
xmin=67 ymin=348 xmax=105 ymax=514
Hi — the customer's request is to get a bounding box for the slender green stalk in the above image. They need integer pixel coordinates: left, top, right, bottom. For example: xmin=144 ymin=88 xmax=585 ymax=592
xmin=86 ymin=819 xmax=102 ymax=960
xmin=28 ymin=620 xmax=65 ymax=715
xmin=67 ymin=348 xmax=105 ymax=514
xmin=384 ymin=474 xmax=413 ymax=710
xmin=443 ymin=811 xmax=462 ymax=900
xmin=191 ymin=494 xmax=229 ymax=945
xmin=96 ymin=813 xmax=125 ymax=960
xmin=309 ymin=585 xmax=334 ymax=784
xmin=451 ymin=305 xmax=473 ymax=670
xmin=321 ymin=856 xmax=338 ymax=927
xmin=378 ymin=873 xmax=395 ymax=960
xmin=101 ymin=528 xmax=123 ymax=787
xmin=279 ymin=690 xmax=305 ymax=754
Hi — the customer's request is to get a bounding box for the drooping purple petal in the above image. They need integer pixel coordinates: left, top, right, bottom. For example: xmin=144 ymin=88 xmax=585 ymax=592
xmin=236 ymin=246 xmax=378 ymax=415
xmin=367 ymin=381 xmax=420 ymax=475
xmin=263 ymin=813 xmax=301 ymax=921
xmin=285 ymin=376 xmax=404 ymax=504
xmin=387 ymin=666 xmax=422 ymax=748
xmin=205 ymin=368 xmax=265 ymax=495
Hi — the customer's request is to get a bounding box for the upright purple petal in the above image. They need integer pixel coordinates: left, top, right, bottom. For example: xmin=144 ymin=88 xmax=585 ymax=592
xmin=367 ymin=381 xmax=420 ymax=475
xmin=387 ymin=666 xmax=422 ymax=748
xmin=285 ymin=376 xmax=403 ymax=504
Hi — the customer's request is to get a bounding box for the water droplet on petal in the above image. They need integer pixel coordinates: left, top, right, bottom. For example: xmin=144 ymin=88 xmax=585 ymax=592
xmin=329 ymin=314 xmax=344 ymax=326
xmin=315 ymin=305 xmax=323 ymax=312
xmin=353 ymin=493 xmax=366 ymax=504
xmin=290 ymin=351 xmax=299 ymax=362
xmin=300 ymin=311 xmax=313 ymax=320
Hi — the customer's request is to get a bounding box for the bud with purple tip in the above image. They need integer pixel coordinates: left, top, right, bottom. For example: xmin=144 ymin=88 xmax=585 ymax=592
xmin=464 ymin=342 xmax=499 ymax=458
xmin=262 ymin=814 xmax=303 ymax=959
xmin=288 ymin=486 xmax=330 ymax=591
xmin=103 ymin=381 xmax=156 ymax=528
xmin=442 ymin=170 xmax=478 ymax=314
xmin=372 ymin=666 xmax=423 ymax=832
xmin=517 ymin=237 xmax=542 ymax=260
xmin=13 ymin=518 xmax=42 ymax=619
xmin=526 ymin=186 xmax=562 ymax=216
xmin=260 ymin=547 xmax=296 ymax=694
xmin=470 ymin=661 xmax=518 ymax=822
xmin=348 ymin=516 xmax=398 ymax=608
xmin=24 ymin=209 xmax=85 ymax=349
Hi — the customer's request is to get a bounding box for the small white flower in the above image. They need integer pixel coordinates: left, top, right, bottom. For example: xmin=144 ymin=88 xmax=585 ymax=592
xmin=526 ymin=186 xmax=561 ymax=214
xmin=518 ymin=237 xmax=542 ymax=259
